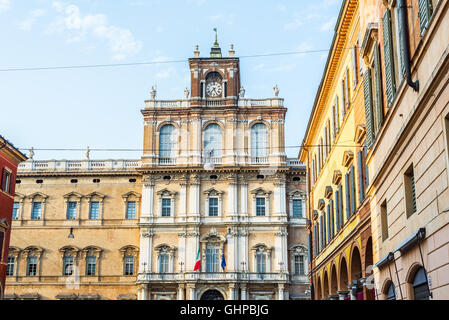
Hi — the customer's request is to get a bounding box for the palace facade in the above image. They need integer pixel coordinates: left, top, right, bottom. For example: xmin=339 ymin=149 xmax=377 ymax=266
xmin=4 ymin=39 xmax=308 ymax=300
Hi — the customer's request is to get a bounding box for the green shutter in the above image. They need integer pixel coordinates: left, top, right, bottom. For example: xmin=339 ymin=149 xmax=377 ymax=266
xmin=350 ymin=165 xmax=356 ymax=214
xmin=382 ymin=9 xmax=396 ymax=106
xmin=345 ymin=173 xmax=351 ymax=220
xmin=358 ymin=150 xmax=365 ymax=204
xmin=397 ymin=8 xmax=406 ymax=77
xmin=373 ymin=42 xmax=384 ymax=131
xmin=330 ymin=199 xmax=334 ymax=238
xmin=363 ymin=69 xmax=375 ymax=148
xmin=418 ymin=0 xmax=433 ymax=35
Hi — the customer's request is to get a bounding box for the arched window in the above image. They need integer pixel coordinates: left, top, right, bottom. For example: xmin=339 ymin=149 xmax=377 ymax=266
xmin=386 ymin=281 xmax=396 ymax=300
xmin=159 ymin=124 xmax=177 ymax=159
xmin=204 ymin=123 xmax=222 ymax=157
xmin=251 ymin=123 xmax=268 ymax=159
xmin=412 ymin=267 xmax=430 ymax=300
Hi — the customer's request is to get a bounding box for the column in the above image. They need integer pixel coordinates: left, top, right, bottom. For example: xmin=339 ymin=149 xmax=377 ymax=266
xmin=227 ymin=181 xmax=238 ymax=218
xmin=139 ymin=229 xmax=153 ymax=273
xmin=187 ymin=284 xmax=196 ymax=300
xmin=141 ymin=183 xmax=154 ymax=219
xmin=241 ymin=284 xmax=247 ymax=300
xmin=240 ymin=183 xmax=248 ymax=219
xmin=227 ymin=230 xmax=235 ymax=271
xmin=189 ymin=182 xmax=200 ymax=218
xmin=179 ymin=183 xmax=187 ymax=218
xmin=138 ymin=284 xmax=149 ymax=300
xmin=228 ymin=283 xmax=236 ymax=300
xmin=177 ymin=284 xmax=185 ymax=300
xmin=277 ymin=284 xmax=285 ymax=300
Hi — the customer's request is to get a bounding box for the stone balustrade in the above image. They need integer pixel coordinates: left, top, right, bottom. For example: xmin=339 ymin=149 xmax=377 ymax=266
xmin=18 ymin=159 xmax=141 ymax=172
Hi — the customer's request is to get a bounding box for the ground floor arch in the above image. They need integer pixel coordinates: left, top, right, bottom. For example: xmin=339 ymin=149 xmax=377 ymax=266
xmin=200 ymin=289 xmax=225 ymax=300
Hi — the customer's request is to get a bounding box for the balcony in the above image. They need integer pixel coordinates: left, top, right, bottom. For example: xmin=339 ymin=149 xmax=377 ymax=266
xmin=158 ymin=157 xmax=177 ymax=165
xmin=137 ymin=272 xmax=289 ymax=283
xmin=250 ymin=156 xmax=269 ymax=164
xmin=18 ymin=159 xmax=140 ymax=173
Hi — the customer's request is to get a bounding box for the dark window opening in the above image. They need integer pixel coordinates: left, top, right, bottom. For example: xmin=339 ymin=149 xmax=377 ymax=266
xmin=210 ymin=175 xmax=218 ymax=180
xmin=36 ymin=179 xmax=43 ymax=184
xmin=70 ymin=179 xmax=78 ymax=183
xmin=129 ymin=178 xmax=136 ymax=183
xmin=257 ymin=175 xmax=264 ymax=180
xmin=163 ymin=176 xmax=171 ymax=180
xmin=93 ymin=179 xmax=100 ymax=183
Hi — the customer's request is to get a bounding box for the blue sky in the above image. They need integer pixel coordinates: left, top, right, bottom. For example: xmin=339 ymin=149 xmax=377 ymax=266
xmin=0 ymin=0 xmax=342 ymax=160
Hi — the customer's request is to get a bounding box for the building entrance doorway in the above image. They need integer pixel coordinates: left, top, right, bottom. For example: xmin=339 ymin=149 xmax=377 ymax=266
xmin=200 ymin=289 xmax=224 ymax=300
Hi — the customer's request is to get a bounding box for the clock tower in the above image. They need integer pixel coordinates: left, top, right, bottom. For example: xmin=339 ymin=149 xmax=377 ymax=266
xmin=188 ymin=33 xmax=240 ymax=108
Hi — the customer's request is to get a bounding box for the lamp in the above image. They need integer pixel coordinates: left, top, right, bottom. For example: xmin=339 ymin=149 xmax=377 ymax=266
xmin=68 ymin=227 xmax=74 ymax=239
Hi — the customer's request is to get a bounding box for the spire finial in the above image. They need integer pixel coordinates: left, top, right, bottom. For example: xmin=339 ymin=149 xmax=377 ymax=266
xmin=210 ymin=28 xmax=222 ymax=58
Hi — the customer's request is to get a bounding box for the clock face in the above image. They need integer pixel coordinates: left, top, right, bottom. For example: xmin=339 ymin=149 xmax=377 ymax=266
xmin=206 ymin=81 xmax=222 ymax=97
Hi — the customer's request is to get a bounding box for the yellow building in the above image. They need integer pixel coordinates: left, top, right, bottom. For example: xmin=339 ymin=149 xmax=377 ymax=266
xmin=300 ymin=0 xmax=375 ymax=300
xmin=5 ymin=39 xmax=308 ymax=300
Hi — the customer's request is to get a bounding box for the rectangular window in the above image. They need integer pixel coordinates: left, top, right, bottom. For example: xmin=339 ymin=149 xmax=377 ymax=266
xmin=404 ymin=164 xmax=417 ymax=218
xmin=89 ymin=201 xmax=100 ymax=219
xmin=256 ymin=197 xmax=266 ymax=216
xmin=67 ymin=201 xmax=77 ymax=220
xmin=27 ymin=256 xmax=37 ymax=276
xmin=209 ymin=197 xmax=219 ymax=216
xmin=126 ymin=201 xmax=137 ymax=219
xmin=206 ymin=246 xmax=219 ymax=272
xmin=381 ymin=200 xmax=389 ymax=241
xmin=125 ymin=256 xmax=134 ymax=275
xmin=161 ymin=199 xmax=171 ymax=217
xmin=256 ymin=253 xmax=266 ymax=273
xmin=418 ymin=0 xmax=434 ymax=34
xmin=86 ymin=256 xmax=96 ymax=276
xmin=2 ymin=169 xmax=12 ymax=194
xmin=63 ymin=256 xmax=74 ymax=276
xmin=358 ymin=150 xmax=366 ymax=204
xmin=31 ymin=202 xmax=42 ymax=220
xmin=294 ymin=255 xmax=305 ymax=275
xmin=159 ymin=254 xmax=169 ymax=273
xmin=352 ymin=43 xmax=360 ymax=87
xmin=293 ymin=199 xmax=303 ymax=218
xmin=7 ymin=257 xmax=15 ymax=276
xmin=12 ymin=202 xmax=20 ymax=220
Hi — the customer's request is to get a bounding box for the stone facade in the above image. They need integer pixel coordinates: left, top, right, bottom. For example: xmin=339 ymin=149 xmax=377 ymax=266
xmin=299 ymin=0 xmax=375 ymax=300
xmin=4 ymin=40 xmax=309 ymax=300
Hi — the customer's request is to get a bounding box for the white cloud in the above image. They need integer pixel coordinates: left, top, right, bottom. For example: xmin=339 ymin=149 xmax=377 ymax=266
xmin=47 ymin=3 xmax=142 ymax=60
xmin=0 ymin=0 xmax=11 ymax=13
xmin=19 ymin=9 xmax=47 ymax=31
xmin=295 ymin=42 xmax=314 ymax=58
xmin=283 ymin=18 xmax=303 ymax=31
xmin=155 ymin=26 xmax=164 ymax=33
xmin=320 ymin=17 xmax=336 ymax=32
xmin=253 ymin=63 xmax=265 ymax=71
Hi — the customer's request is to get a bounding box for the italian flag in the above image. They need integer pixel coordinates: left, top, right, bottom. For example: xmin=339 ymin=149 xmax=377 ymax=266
xmin=193 ymin=247 xmax=201 ymax=271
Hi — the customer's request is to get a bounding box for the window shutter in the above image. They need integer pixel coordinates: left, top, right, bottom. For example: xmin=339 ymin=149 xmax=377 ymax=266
xmin=335 ymin=191 xmax=340 ymax=233
xmin=373 ymin=42 xmax=384 ymax=131
xmin=320 ymin=215 xmax=324 ymax=250
xmin=364 ymin=146 xmax=370 ymax=187
xmin=352 ymin=46 xmax=358 ymax=88
xmin=0 ymin=168 xmax=4 ymax=191
xmin=339 ymin=184 xmax=344 ymax=228
xmin=332 ymin=103 xmax=337 ymax=138
xmin=350 ymin=165 xmax=356 ymax=214
xmin=358 ymin=150 xmax=364 ymax=204
xmin=330 ymin=199 xmax=334 ymax=238
xmin=418 ymin=0 xmax=433 ymax=35
xmin=397 ymin=8 xmax=406 ymax=78
xmin=382 ymin=8 xmax=396 ymax=106
xmin=326 ymin=204 xmax=330 ymax=243
xmin=341 ymin=81 xmax=346 ymax=118
xmin=345 ymin=173 xmax=351 ymax=220
xmin=346 ymin=69 xmax=351 ymax=107
xmin=363 ymin=69 xmax=375 ymax=148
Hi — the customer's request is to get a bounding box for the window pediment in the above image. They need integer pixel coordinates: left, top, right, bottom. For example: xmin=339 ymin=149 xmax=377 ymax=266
xmin=200 ymin=227 xmax=226 ymax=243
xmin=63 ymin=192 xmax=83 ymax=200
xmin=342 ymin=151 xmax=354 ymax=168
xmin=156 ymin=189 xmax=177 ymax=197
xmin=288 ymin=244 xmax=308 ymax=254
xmin=312 ymin=210 xmax=319 ymax=220
xmin=14 ymin=192 xmax=25 ymax=200
xmin=250 ymin=188 xmax=271 ymax=196
xmin=318 ymin=199 xmax=325 ymax=211
xmin=324 ymin=186 xmax=333 ymax=199
xmin=354 ymin=125 xmax=367 ymax=144
xmin=0 ymin=218 xmax=10 ymax=229
xmin=8 ymin=246 xmax=21 ymax=257
xmin=59 ymin=246 xmax=80 ymax=257
xmin=26 ymin=192 xmax=48 ymax=200
xmin=81 ymin=246 xmax=102 ymax=258
xmin=288 ymin=190 xmax=305 ymax=199
xmin=23 ymin=246 xmax=44 ymax=257
xmin=85 ymin=192 xmax=106 ymax=200
xmin=154 ymin=244 xmax=176 ymax=253
xmin=332 ymin=170 xmax=342 ymax=185
xmin=121 ymin=191 xmax=141 ymax=201
xmin=361 ymin=22 xmax=379 ymax=62
xmin=251 ymin=244 xmax=272 ymax=254
xmin=203 ymin=188 xmax=223 ymax=196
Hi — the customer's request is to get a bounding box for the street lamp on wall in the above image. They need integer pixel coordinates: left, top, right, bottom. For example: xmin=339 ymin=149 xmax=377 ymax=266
xmin=68 ymin=227 xmax=74 ymax=239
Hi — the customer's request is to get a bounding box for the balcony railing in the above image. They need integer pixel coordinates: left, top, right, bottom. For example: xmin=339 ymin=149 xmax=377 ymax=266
xmin=158 ymin=157 xmax=177 ymax=165
xmin=137 ymin=272 xmax=289 ymax=282
xmin=18 ymin=159 xmax=141 ymax=172
xmin=250 ymin=156 xmax=269 ymax=164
